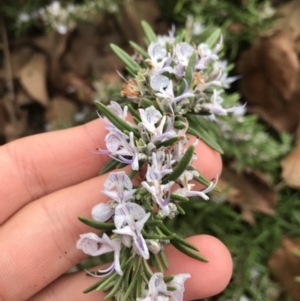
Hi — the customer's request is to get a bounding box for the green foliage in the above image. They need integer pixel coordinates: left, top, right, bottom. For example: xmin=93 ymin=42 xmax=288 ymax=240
xmin=156 ymin=0 xmax=275 ymax=60
xmin=167 ymin=189 xmax=300 ymax=300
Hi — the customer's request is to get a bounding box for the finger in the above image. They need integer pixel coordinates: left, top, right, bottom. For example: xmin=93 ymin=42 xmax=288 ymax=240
xmin=0 ymin=118 xmax=109 ymax=224
xmin=0 ymin=140 xmax=221 ymax=301
xmin=28 ymin=235 xmax=232 ymax=301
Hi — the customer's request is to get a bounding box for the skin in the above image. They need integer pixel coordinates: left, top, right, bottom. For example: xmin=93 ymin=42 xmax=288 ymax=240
xmin=0 ymin=118 xmax=232 ymax=301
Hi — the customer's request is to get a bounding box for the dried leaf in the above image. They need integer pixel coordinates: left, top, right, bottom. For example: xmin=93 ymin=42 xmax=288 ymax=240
xmin=268 ymin=238 xmax=300 ymax=301
xmin=18 ymin=53 xmax=49 ymax=107
xmin=10 ymin=46 xmax=34 ymax=77
xmin=221 ymin=165 xmax=277 ymax=225
xmin=281 ymin=125 xmax=300 ymax=188
xmin=45 ymin=96 xmax=78 ymax=130
xmin=238 ymin=29 xmax=300 ymax=133
xmin=277 ymin=0 xmax=300 ymax=52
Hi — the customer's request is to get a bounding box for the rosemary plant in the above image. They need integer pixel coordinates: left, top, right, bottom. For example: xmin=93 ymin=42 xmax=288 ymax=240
xmin=76 ymin=21 xmax=241 ymax=301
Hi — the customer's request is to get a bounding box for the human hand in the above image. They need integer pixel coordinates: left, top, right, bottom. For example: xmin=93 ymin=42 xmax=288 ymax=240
xmin=0 ymin=118 xmax=232 ymax=301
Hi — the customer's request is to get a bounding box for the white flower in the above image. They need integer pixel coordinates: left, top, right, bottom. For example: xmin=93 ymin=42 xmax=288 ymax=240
xmin=91 ymin=203 xmax=114 ymax=222
xmin=107 ymin=101 xmax=128 ymax=120
xmin=113 ymin=203 xmax=150 ymax=259
xmin=150 ymin=73 xmax=170 ymax=91
xmin=175 ymin=173 xmax=218 ymax=200
xmin=175 ymin=42 xmax=194 ymax=67
xmin=138 ymin=272 xmax=190 ymax=301
xmin=102 ymin=171 xmax=136 ymax=203
xmin=76 ymin=233 xmax=123 ymax=276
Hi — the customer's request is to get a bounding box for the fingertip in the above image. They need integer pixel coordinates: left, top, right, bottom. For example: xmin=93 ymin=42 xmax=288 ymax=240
xmin=166 ymin=235 xmax=232 ymax=300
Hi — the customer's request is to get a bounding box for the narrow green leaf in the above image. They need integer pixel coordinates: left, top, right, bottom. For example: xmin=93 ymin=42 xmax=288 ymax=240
xmin=143 ymin=258 xmax=154 ymax=279
xmin=171 ymin=240 xmax=208 ymax=262
xmin=104 ymin=275 xmax=123 ymax=300
xmin=170 ymin=194 xmax=189 ymax=202
xmin=110 ymin=44 xmax=140 ymax=73
xmin=187 ymin=126 xmax=223 ymax=154
xmin=129 ymin=169 xmax=138 ymax=180
xmin=146 ymin=219 xmax=163 ymax=227
xmin=129 ymin=41 xmax=149 ymax=58
xmin=127 ymin=103 xmax=141 ymax=121
xmin=142 ymin=98 xmax=155 ymax=108
xmin=163 ymin=275 xmax=174 ymax=283
xmin=99 ymin=158 xmax=118 ymax=175
xmin=78 ymin=216 xmax=115 ymax=231
xmin=205 ymin=28 xmax=221 ymax=49
xmin=95 ymin=101 xmax=140 ymax=137
xmin=150 ymin=253 xmax=163 ymax=272
xmin=136 ymin=271 xmax=143 ymax=298
xmin=116 ymin=162 xmax=128 ymax=169
xmin=122 ymin=261 xmax=141 ymax=301
xmin=142 ymin=232 xmax=175 ymax=240
xmin=95 ymin=272 xmax=119 ymax=291
xmin=179 ymin=52 xmax=197 ymax=94
xmin=174 ymin=121 xmax=186 ymax=129
xmin=194 ymin=175 xmax=220 ymax=192
xmin=83 ymin=279 xmax=103 ymax=293
xmin=160 ymin=250 xmax=169 ymax=269
xmin=176 ymin=203 xmax=185 ymax=215
xmin=141 ymin=20 xmax=157 ymax=44
xmin=158 ymin=224 xmax=199 ymax=252
xmin=162 ymin=145 xmax=194 ymax=184
xmin=157 ymin=136 xmax=180 ymax=148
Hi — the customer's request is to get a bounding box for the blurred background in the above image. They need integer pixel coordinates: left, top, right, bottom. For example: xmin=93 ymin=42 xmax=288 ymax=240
xmin=1 ymin=0 xmax=300 ymax=300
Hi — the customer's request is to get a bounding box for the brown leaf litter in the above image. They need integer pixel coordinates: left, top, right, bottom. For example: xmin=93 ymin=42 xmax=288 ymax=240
xmin=237 ymin=0 xmax=300 ymax=133
xmin=268 ymin=238 xmax=300 ymax=301
xmin=216 ymin=165 xmax=277 ymax=225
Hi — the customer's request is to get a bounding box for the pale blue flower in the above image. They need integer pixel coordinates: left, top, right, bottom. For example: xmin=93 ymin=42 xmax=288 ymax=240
xmin=102 ymin=171 xmax=136 ymax=203
xmin=105 ymin=129 xmax=139 ymax=170
xmin=175 ymin=42 xmax=194 ymax=67
xmin=138 ymin=272 xmax=190 ymax=301
xmin=175 ymin=173 xmax=218 ymax=200
xmin=146 ymin=42 xmax=167 ymax=69
xmin=113 ymin=203 xmax=150 ymax=259
xmin=141 ymin=171 xmax=174 ymax=215
xmin=139 ymin=106 xmax=176 ymax=142
xmin=91 ymin=203 xmax=114 ymax=222
xmin=76 ymin=233 xmax=123 ymax=276
xmin=150 ymin=73 xmax=170 ymax=91
xmin=168 ymin=274 xmax=191 ymax=301
xmin=155 ymin=79 xmax=194 ymax=104
xmin=107 ymin=101 xmax=128 ymax=120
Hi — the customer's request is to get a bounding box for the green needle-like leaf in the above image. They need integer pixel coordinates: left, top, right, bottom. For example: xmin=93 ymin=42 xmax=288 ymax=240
xmin=110 ymin=44 xmax=140 ymax=74
xmin=99 ymin=158 xmax=118 ymax=175
xmin=83 ymin=279 xmax=103 ymax=294
xmin=162 ymin=145 xmax=194 ymax=184
xmin=127 ymin=104 xmax=141 ymax=121
xmin=104 ymin=275 xmax=123 ymax=300
xmin=176 ymin=203 xmax=185 ymax=215
xmin=150 ymin=253 xmax=163 ymax=272
xmin=179 ymin=52 xmax=197 ymax=94
xmin=187 ymin=126 xmax=223 ymax=154
xmin=170 ymin=193 xmax=189 ymax=202
xmin=78 ymin=216 xmax=115 ymax=231
xmin=95 ymin=101 xmax=140 ymax=137
xmin=141 ymin=20 xmax=157 ymax=44
xmin=205 ymin=28 xmax=221 ymax=49
xmin=129 ymin=41 xmax=149 ymax=58
xmin=160 ymin=250 xmax=169 ymax=269
xmin=122 ymin=261 xmax=141 ymax=301
xmin=171 ymin=240 xmax=208 ymax=262
xmin=157 ymin=136 xmax=180 ymax=148
xmin=163 ymin=275 xmax=174 ymax=283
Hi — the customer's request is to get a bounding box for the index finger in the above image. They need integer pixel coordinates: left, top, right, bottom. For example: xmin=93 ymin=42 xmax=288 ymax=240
xmin=0 ymin=118 xmax=109 ymax=224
